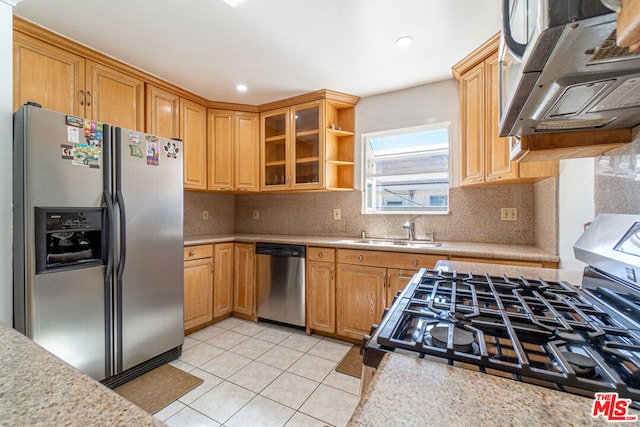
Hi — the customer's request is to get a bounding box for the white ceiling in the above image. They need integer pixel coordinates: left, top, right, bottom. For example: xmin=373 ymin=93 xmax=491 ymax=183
xmin=14 ymin=0 xmax=502 ymax=105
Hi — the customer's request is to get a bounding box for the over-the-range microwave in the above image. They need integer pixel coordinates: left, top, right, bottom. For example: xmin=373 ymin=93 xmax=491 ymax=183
xmin=499 ymin=0 xmax=640 ymax=137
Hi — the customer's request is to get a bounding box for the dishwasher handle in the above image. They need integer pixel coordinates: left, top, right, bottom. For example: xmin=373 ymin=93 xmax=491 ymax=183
xmin=255 ymin=242 xmax=306 ymax=258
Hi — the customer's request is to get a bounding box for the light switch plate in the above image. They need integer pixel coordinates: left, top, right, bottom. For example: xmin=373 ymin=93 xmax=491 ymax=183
xmin=333 ymin=208 xmax=341 ymax=220
xmin=203 ymin=210 xmax=209 ymax=220
xmin=253 ymin=210 xmax=259 ymax=220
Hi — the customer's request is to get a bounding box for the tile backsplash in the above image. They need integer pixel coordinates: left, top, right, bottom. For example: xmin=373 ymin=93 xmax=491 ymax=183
xmin=184 ymin=191 xmax=235 ymax=235
xmin=595 ymin=127 xmax=640 ymax=215
xmin=234 ymin=184 xmax=546 ymax=245
xmin=185 ymin=182 xmax=558 ymax=251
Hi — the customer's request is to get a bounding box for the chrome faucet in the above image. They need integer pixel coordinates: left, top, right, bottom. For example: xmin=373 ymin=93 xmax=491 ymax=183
xmin=403 ymin=221 xmax=415 ymax=241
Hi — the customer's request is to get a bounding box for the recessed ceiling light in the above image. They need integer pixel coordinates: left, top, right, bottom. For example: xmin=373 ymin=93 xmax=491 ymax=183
xmin=236 ymin=84 xmax=248 ymax=92
xmin=222 ymin=0 xmax=249 ymax=7
xmin=395 ymin=36 xmax=413 ymax=48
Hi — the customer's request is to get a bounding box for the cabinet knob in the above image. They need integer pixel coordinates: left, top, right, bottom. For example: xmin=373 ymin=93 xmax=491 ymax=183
xmin=413 ymin=260 xmax=418 ymax=266
xmin=317 ymin=252 xmax=323 ymax=258
xmin=189 ymin=250 xmax=195 ymax=256
xmin=358 ymin=255 xmax=363 ymax=261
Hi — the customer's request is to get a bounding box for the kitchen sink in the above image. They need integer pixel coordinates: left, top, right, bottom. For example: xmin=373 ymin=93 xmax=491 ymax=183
xmin=335 ymin=238 xmax=442 ymax=248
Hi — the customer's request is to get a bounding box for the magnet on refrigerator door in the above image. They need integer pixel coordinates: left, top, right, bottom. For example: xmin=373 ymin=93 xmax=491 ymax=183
xmin=163 ymin=141 xmax=179 ymax=159
xmin=146 ymin=135 xmax=159 ymax=166
xmin=61 ymin=144 xmax=73 ymax=160
xmin=129 ymin=144 xmax=143 ymax=158
xmin=65 ymin=115 xmax=83 ymax=128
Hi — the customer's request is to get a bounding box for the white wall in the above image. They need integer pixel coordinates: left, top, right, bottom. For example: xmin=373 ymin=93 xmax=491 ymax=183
xmin=558 ymin=158 xmax=594 ymax=270
xmin=1 ymin=0 xmax=22 ymax=324
xmin=355 ymin=79 xmax=460 ymax=190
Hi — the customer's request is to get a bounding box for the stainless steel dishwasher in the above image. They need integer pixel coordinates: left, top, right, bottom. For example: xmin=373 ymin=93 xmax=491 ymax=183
xmin=255 ymin=242 xmax=306 ymax=327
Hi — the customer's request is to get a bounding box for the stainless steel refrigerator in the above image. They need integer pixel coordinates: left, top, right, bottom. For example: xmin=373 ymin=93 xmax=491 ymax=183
xmin=13 ymin=104 xmax=184 ymax=387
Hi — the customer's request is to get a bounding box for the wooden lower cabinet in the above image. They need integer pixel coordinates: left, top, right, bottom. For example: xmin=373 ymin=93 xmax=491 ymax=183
xmin=335 ymin=249 xmax=441 ymax=340
xmin=387 ymin=268 xmax=418 ymax=307
xmin=336 ymin=264 xmax=386 ymax=340
xmin=184 ymin=249 xmax=214 ymax=332
xmin=213 ymin=243 xmax=234 ymax=318
xmin=306 ymin=247 xmax=336 ymax=334
xmin=234 ymin=243 xmax=255 ymax=319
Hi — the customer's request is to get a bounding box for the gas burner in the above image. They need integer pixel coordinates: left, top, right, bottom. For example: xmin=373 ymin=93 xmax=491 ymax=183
xmin=561 ymin=351 xmax=598 ymax=378
xmin=430 ymin=326 xmax=475 ymax=352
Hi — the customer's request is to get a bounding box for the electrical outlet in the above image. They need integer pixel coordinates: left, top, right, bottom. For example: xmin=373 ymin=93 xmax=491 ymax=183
xmin=333 ymin=208 xmax=341 ymax=220
xmin=253 ymin=210 xmax=259 ymax=220
xmin=202 ymin=210 xmax=209 ymax=220
xmin=500 ymin=207 xmax=518 ymax=221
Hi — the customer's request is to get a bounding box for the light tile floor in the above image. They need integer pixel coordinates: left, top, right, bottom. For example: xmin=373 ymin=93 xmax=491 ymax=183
xmin=154 ymin=318 xmax=361 ymax=427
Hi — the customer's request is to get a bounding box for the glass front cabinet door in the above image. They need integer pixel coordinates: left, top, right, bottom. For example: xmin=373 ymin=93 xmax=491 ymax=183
xmin=260 ymin=101 xmax=324 ymax=191
xmin=261 ymin=108 xmax=289 ymax=191
xmin=291 ymin=102 xmax=323 ymax=190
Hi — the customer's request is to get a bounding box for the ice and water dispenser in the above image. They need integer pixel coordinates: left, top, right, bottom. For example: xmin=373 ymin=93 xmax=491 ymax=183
xmin=34 ymin=208 xmax=106 ymax=274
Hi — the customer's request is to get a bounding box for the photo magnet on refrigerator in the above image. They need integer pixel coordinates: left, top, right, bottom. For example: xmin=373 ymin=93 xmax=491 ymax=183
xmin=146 ymin=135 xmax=159 ymax=166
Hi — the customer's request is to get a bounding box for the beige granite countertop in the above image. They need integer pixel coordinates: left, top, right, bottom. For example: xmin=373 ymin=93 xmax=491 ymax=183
xmin=0 ymin=322 xmax=164 ymax=426
xmin=184 ymin=233 xmax=560 ymax=263
xmin=350 ymin=353 xmax=639 ymax=427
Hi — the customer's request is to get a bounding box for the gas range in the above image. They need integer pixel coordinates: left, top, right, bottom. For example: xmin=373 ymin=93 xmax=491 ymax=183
xmin=363 ymin=214 xmax=640 ymax=409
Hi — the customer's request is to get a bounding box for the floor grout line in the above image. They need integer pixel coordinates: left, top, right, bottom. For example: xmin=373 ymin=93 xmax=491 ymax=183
xmin=166 ymin=319 xmax=360 ymax=427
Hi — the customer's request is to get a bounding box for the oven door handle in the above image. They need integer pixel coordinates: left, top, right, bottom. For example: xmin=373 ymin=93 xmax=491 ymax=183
xmin=502 ymin=0 xmax=526 ymax=61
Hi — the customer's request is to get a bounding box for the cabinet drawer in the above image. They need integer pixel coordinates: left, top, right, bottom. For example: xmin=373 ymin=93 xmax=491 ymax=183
xmin=307 ymin=247 xmax=335 ymax=263
xmin=337 ymin=249 xmax=441 ymax=270
xmin=184 ymin=244 xmax=213 ymax=261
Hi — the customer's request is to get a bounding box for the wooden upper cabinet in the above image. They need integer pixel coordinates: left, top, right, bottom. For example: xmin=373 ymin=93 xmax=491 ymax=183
xmin=146 ymin=84 xmax=180 ymax=139
xmin=234 ymin=112 xmax=260 ymax=192
xmin=207 ymin=109 xmax=259 ymax=192
xmin=13 ymin=32 xmax=85 ymax=115
xmin=453 ymin=34 xmax=558 ymax=186
xmin=459 ymin=62 xmax=485 ymax=185
xmin=485 ymin=52 xmax=517 ymax=181
xmin=13 ymin=27 xmax=144 ymax=130
xmin=261 ymin=101 xmax=326 ymax=191
xmin=181 ymin=98 xmax=208 ymax=190
xmin=86 ymin=61 xmax=144 ymax=130
xmin=261 ymin=107 xmax=291 ymax=191
xmin=208 ymin=109 xmax=234 ymax=191
xmin=259 ymin=92 xmax=358 ymax=193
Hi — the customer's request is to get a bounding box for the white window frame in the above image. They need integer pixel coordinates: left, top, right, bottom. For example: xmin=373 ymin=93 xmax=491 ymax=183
xmin=361 ymin=123 xmax=451 ymax=215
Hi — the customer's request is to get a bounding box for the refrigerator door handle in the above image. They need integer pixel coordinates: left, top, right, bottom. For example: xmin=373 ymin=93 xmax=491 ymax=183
xmin=102 ymin=123 xmax=114 ymax=379
xmin=115 ymin=127 xmax=126 ymax=372
xmin=116 ymin=190 xmax=126 ymax=281
xmin=102 ymin=188 xmax=115 ymax=376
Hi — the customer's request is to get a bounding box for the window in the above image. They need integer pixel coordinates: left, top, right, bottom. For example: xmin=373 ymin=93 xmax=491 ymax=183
xmin=363 ymin=123 xmax=450 ymax=214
